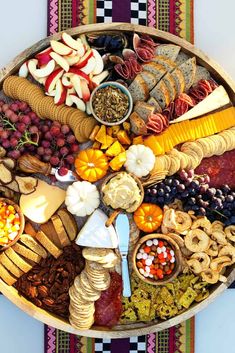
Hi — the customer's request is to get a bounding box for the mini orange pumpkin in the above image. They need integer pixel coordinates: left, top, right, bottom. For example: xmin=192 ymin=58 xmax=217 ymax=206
xmin=75 ymin=149 xmax=108 ymax=182
xmin=134 ymin=203 xmax=163 ymax=233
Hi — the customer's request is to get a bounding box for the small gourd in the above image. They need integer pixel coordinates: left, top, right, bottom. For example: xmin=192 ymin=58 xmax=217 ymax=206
xmin=65 ymin=181 xmax=100 ymax=217
xmin=134 ymin=203 xmax=163 ymax=232
xmin=75 ymin=148 xmax=108 ymax=182
xmin=124 ymin=144 xmax=155 ymax=178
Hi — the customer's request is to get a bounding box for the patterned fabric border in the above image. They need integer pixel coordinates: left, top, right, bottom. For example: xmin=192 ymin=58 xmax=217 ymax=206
xmin=47 ymin=0 xmax=194 ymax=43
xmin=45 ymin=317 xmax=194 ymax=353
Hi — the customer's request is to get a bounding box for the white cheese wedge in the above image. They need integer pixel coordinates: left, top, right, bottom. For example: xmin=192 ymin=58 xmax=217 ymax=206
xmin=170 ymin=85 xmax=231 ymax=124
xmin=75 ymin=209 xmax=118 ymax=248
xmin=20 ymin=179 xmax=66 ymax=224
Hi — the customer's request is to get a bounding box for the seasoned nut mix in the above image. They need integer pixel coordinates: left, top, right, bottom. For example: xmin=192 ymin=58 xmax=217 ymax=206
xmin=92 ymin=85 xmax=129 ymax=123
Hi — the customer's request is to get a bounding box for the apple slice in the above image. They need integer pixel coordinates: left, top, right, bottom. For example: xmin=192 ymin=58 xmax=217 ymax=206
xmin=74 ymin=49 xmax=93 ymax=69
xmin=70 ymin=74 xmax=82 ymax=98
xmin=92 ymin=70 xmax=109 ymax=86
xmin=62 ymin=73 xmax=73 ymax=88
xmin=86 ymin=101 xmax=92 ymax=115
xmin=50 ymin=40 xmax=73 ymax=56
xmin=68 ymin=67 xmax=90 ymax=84
xmin=62 ymin=32 xmax=83 ymax=51
xmin=80 ymin=79 xmax=91 ymax=102
xmin=19 ymin=61 xmax=29 ymax=77
xmin=64 ymin=55 xmax=80 ymax=66
xmin=70 ymin=94 xmax=86 ymax=111
xmin=65 ymin=90 xmax=73 ymax=106
xmin=35 ymin=48 xmax=52 ymax=66
xmin=50 ymin=52 xmax=69 ymax=72
xmin=92 ymin=49 xmax=104 ymax=75
xmin=37 ymin=77 xmax=47 ymax=85
xmin=28 ymin=59 xmax=39 ymax=79
xmin=79 ymin=34 xmax=90 ymax=51
xmin=34 ymin=59 xmax=56 ymax=78
xmin=46 ymin=90 xmax=56 ymax=97
xmin=54 ymin=79 xmax=67 ymax=105
xmin=45 ymin=68 xmax=64 ymax=93
xmin=80 ymin=56 xmax=96 ymax=75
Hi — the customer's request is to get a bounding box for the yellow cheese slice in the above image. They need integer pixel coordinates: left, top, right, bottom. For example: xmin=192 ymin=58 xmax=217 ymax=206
xmin=20 ymin=179 xmax=66 ymax=224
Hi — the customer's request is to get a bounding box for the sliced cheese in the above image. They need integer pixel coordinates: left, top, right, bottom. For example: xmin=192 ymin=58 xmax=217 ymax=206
xmin=170 ymin=85 xmax=231 ymax=124
xmin=20 ymin=179 xmax=66 ymax=224
xmin=75 ymin=209 xmax=118 ymax=249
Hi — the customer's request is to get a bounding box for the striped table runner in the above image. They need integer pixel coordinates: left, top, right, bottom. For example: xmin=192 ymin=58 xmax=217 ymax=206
xmin=45 ymin=1 xmax=195 ymax=352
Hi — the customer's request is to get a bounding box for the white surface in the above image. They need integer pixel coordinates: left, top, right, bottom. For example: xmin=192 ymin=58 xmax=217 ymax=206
xmin=0 ymin=0 xmax=235 ymax=352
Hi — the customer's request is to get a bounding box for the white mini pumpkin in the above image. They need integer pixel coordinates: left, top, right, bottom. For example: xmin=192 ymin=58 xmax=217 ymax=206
xmin=65 ymin=181 xmax=100 ymax=217
xmin=124 ymin=144 xmax=155 ymax=178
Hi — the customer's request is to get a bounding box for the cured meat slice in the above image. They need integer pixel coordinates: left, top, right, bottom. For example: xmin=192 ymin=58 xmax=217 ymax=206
xmin=147 ymin=113 xmax=167 ymax=134
xmin=94 ymin=272 xmax=122 ymax=327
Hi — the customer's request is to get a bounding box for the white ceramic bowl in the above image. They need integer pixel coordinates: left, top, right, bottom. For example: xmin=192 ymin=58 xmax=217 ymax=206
xmin=89 ymin=81 xmax=133 ymax=126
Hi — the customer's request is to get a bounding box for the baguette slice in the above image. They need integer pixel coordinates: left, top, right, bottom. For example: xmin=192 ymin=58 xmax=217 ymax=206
xmin=35 ymin=230 xmax=63 ymax=259
xmin=0 ymin=252 xmax=24 ymax=278
xmin=4 ymin=247 xmax=32 ymax=273
xmin=40 ymin=221 xmax=62 ymax=249
xmin=155 ymin=44 xmax=181 ymax=62
xmin=193 ymin=65 xmax=211 ymax=86
xmin=171 ymin=67 xmax=185 ymax=96
xmin=139 ymin=71 xmax=157 ymax=90
xmin=57 ymin=209 xmax=78 ymax=241
xmin=142 ymin=62 xmax=166 ymax=83
xmin=178 ymin=57 xmax=196 ymax=91
xmin=147 ymin=97 xmax=162 ymax=113
xmin=51 ymin=214 xmax=71 ymax=247
xmin=0 ymin=263 xmax=17 ymax=286
xmin=128 ymin=75 xmax=149 ymax=103
xmin=175 ymin=51 xmax=190 ymax=66
xmin=134 ymin=101 xmax=155 ymax=122
xmin=20 ymin=234 xmax=48 ymax=259
xmin=161 ymin=73 xmax=177 ymax=101
xmin=152 ymin=55 xmax=177 ymax=72
xmin=12 ymin=243 xmax=41 ymax=263
xmin=150 ymin=80 xmax=171 ymax=109
xmin=129 ymin=112 xmax=148 ymax=135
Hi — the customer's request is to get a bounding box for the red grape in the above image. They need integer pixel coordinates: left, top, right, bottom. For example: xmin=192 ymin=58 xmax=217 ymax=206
xmin=9 ymin=103 xmax=19 ymax=112
xmin=42 ymin=155 xmax=51 ymax=162
xmin=0 ymin=100 xmax=5 ymax=107
xmin=41 ymin=125 xmax=49 ymax=133
xmin=44 ymin=131 xmax=52 ymax=140
xmin=50 ymin=125 xmax=61 ymax=137
xmin=60 ymin=146 xmax=69 ymax=156
xmin=2 ymin=139 xmax=10 ymax=148
xmin=50 ymin=156 xmax=60 ymax=166
xmin=58 ymin=167 xmax=68 ymax=176
xmin=17 ymin=123 xmax=26 ymax=133
xmin=8 ymin=150 xmax=21 ymax=159
xmin=37 ymin=146 xmax=45 ymax=155
xmin=61 ymin=124 xmax=70 ymax=135
xmin=2 ymin=104 xmax=9 ymax=112
xmin=66 ymin=154 xmax=75 ymax=164
xmin=44 ymin=148 xmax=52 ymax=156
xmin=21 ymin=115 xmax=31 ymax=125
xmin=41 ymin=140 xmax=50 ymax=148
xmin=5 ymin=109 xmax=14 ymax=119
xmin=70 ymin=144 xmax=79 ymax=153
xmin=10 ymin=113 xmax=19 ymax=123
xmin=52 ymin=121 xmax=61 ymax=128
xmin=13 ymin=131 xmax=22 ymax=139
xmin=29 ymin=125 xmax=39 ymax=134
xmin=10 ymin=137 xmax=19 ymax=147
xmin=56 ymin=138 xmax=65 ymax=147
xmin=18 ymin=102 xmax=28 ymax=112
xmin=66 ymin=134 xmax=76 ymax=144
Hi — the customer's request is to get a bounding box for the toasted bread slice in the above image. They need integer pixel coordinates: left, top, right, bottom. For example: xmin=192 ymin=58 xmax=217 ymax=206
xmin=128 ymin=75 xmax=149 ymax=103
xmin=35 ymin=231 xmax=62 ymax=259
xmin=152 ymin=55 xmax=177 ymax=72
xmin=0 ymin=252 xmax=24 ymax=278
xmin=4 ymin=247 xmax=32 ymax=273
xmin=162 ymin=73 xmax=177 ymax=101
xmin=57 ymin=209 xmax=78 ymax=241
xmin=171 ymin=67 xmax=185 ymax=96
xmin=193 ymin=65 xmax=211 ymax=86
xmin=178 ymin=57 xmax=196 ymax=91
xmin=40 ymin=221 xmax=62 ymax=249
xmin=155 ymin=44 xmax=181 ymax=62
xmin=24 ymin=222 xmax=37 ymax=238
xmin=139 ymin=71 xmax=157 ymax=90
xmin=147 ymin=97 xmax=163 ymax=113
xmin=150 ymin=80 xmax=171 ymax=109
xmin=51 ymin=214 xmax=71 ymax=247
xmin=129 ymin=112 xmax=148 ymax=136
xmin=20 ymin=234 xmax=48 ymax=259
xmin=12 ymin=243 xmax=41 ymax=263
xmin=0 ymin=263 xmax=17 ymax=286
xmin=134 ymin=101 xmax=155 ymax=122
xmin=142 ymin=62 xmax=166 ymax=83
xmin=175 ymin=51 xmax=190 ymax=66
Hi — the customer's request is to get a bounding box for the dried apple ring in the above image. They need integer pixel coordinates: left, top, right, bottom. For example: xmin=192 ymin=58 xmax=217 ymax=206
xmin=175 ymin=211 xmax=192 ymax=234
xmin=201 ymin=269 xmax=220 ymax=284
xmin=187 ymin=259 xmax=202 ymax=274
xmin=185 ymin=229 xmax=210 ymax=252
xmin=191 ymin=252 xmax=210 ymax=271
xmin=206 ymin=240 xmax=219 ymax=257
xmin=191 ymin=217 xmax=212 ymax=235
xmin=218 ymin=245 xmax=235 ymax=263
xmin=162 ymin=208 xmax=177 ymax=229
xmin=219 ymin=275 xmax=227 ymax=283
xmin=225 ymin=225 xmax=235 ymax=242
xmin=210 ymin=256 xmax=232 ymax=272
xmin=211 ymin=231 xmax=227 ymax=245
xmin=211 ymin=221 xmax=224 ymax=232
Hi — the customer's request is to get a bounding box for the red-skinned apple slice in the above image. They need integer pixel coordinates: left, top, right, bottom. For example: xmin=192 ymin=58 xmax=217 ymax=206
xmin=45 ymin=68 xmax=64 ymax=93
xmin=46 ymin=89 xmax=56 ymax=97
xmin=50 ymin=52 xmax=70 ymax=72
xmin=70 ymin=94 xmax=86 ymax=111
xmin=92 ymin=70 xmax=109 ymax=86
xmin=54 ymin=79 xmax=67 ymax=105
xmin=19 ymin=61 xmax=29 ymax=77
xmin=76 ymin=37 xmax=86 ymax=57
xmin=28 ymin=59 xmax=39 ymax=79
xmin=61 ymin=32 xmax=83 ymax=51
xmin=64 ymin=55 xmax=80 ymax=66
xmin=50 ymin=40 xmax=73 ymax=56
xmin=79 ymin=34 xmax=90 ymax=51
xmin=70 ymin=74 xmax=82 ymax=98
xmin=80 ymin=56 xmax=96 ymax=75
xmin=35 ymin=48 xmax=52 ymax=66
xmin=80 ymin=79 xmax=90 ymax=102
xmin=62 ymin=73 xmax=73 ymax=88
xmin=68 ymin=67 xmax=90 ymax=84
xmin=86 ymin=101 xmax=92 ymax=115
xmin=34 ymin=59 xmax=56 ymax=78
xmin=65 ymin=90 xmax=74 ymax=106
xmin=74 ymin=49 xmax=93 ymax=69
xmin=92 ymin=49 xmax=104 ymax=75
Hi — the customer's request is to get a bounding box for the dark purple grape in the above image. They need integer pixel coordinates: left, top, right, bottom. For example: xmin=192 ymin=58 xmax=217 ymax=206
xmin=177 ymin=184 xmax=185 ymax=192
xmin=173 ymin=179 xmax=180 ymax=186
xmin=150 ymin=189 xmax=157 ymax=196
xmin=198 ymin=207 xmax=206 ymax=216
xmin=158 ymin=188 xmax=165 ymax=197
xmin=221 ymin=185 xmax=230 ymax=194
xmin=146 ymin=189 xmax=151 ymax=194
xmin=226 ymin=195 xmax=234 ymax=203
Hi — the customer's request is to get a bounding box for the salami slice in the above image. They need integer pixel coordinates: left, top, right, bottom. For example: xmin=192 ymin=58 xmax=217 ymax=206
xmin=147 ymin=113 xmax=165 ymax=134
xmin=135 ymin=47 xmax=154 ymax=62
xmin=129 ymin=57 xmax=143 ymax=74
xmin=114 ymin=63 xmax=130 ymax=79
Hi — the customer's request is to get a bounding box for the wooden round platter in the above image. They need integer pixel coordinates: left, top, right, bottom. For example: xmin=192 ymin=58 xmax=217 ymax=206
xmin=0 ymin=23 xmax=235 ymax=338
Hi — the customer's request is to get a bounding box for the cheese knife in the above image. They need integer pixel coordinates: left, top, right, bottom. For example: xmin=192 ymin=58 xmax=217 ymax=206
xmin=115 ymin=213 xmax=131 ymax=297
